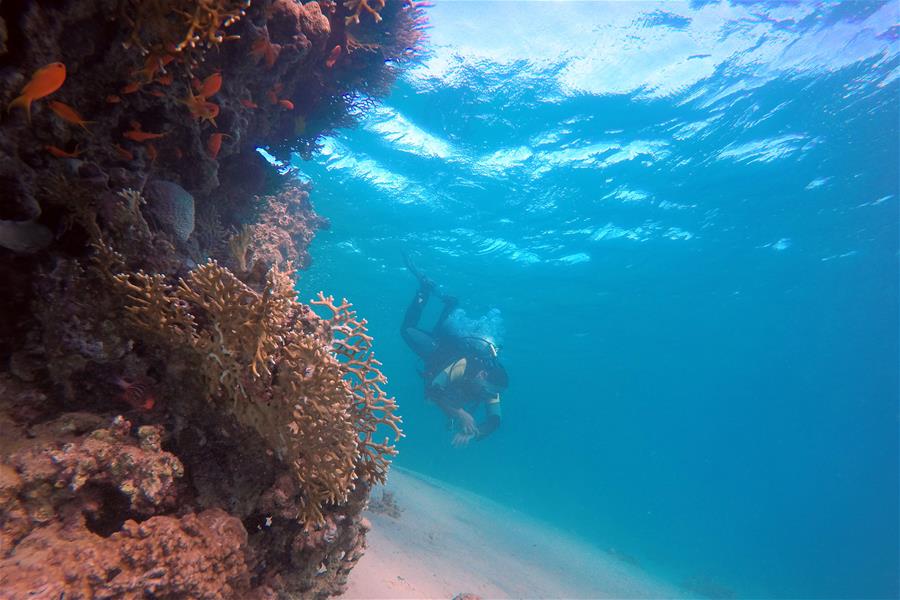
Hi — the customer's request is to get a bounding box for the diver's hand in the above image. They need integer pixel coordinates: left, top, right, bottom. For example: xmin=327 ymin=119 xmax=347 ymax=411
xmin=455 ymin=409 xmax=477 ymax=435
xmin=452 ymin=431 xmax=477 ymax=448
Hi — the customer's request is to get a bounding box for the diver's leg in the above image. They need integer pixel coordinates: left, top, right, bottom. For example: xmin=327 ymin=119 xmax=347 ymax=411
xmin=403 ymin=252 xmax=437 ymax=293
xmin=434 ymin=295 xmax=459 ymax=331
xmin=403 ymin=251 xmax=456 ymax=335
xmin=401 ymin=288 xmax=438 ymax=358
xmin=404 ymin=327 xmax=438 ymax=359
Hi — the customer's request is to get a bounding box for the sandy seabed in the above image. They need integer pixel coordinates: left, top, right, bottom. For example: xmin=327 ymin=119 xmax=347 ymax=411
xmin=341 ymin=468 xmax=682 ymax=599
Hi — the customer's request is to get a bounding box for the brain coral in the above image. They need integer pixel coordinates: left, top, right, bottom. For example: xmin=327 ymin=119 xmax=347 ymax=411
xmin=144 ymin=180 xmax=196 ymax=242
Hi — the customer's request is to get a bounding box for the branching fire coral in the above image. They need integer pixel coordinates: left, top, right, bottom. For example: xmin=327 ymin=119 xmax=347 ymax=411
xmin=122 ymin=0 xmax=251 ymax=58
xmin=344 ymin=0 xmax=386 ymax=25
xmin=311 ymin=293 xmax=401 ymax=484
xmin=111 ymin=259 xmax=401 ymax=523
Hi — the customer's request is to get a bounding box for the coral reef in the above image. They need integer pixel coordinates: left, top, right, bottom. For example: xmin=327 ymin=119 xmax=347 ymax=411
xmin=0 ymin=0 xmax=426 ymax=596
xmin=123 ymin=0 xmax=251 ymax=56
xmin=246 ymin=184 xmax=328 ymax=271
xmin=0 ymin=410 xmax=182 ymax=552
xmin=109 ymin=258 xmax=401 ymax=523
xmin=0 ymin=508 xmax=258 ymax=599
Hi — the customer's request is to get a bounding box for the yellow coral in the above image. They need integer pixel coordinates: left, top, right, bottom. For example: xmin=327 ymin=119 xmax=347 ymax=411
xmin=111 ymin=260 xmax=401 ymax=523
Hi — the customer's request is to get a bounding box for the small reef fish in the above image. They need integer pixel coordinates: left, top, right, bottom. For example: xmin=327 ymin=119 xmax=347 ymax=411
xmin=121 ymin=81 xmax=142 ymax=94
xmin=207 ymin=132 xmax=230 ymax=159
xmin=133 ymin=53 xmax=175 ymax=83
xmin=7 ymin=62 xmax=66 ymax=124
xmin=115 ymin=377 xmax=156 ymax=412
xmin=146 ymin=144 xmax=158 ymax=162
xmin=278 ymin=99 xmax=294 ymax=110
xmin=45 ymin=144 xmax=81 ymax=158
xmin=325 ymin=45 xmax=342 ymax=68
xmin=240 ymin=98 xmax=258 ymax=109
xmin=106 ymin=95 xmax=122 ymax=104
xmin=113 ymin=144 xmax=134 ymax=161
xmin=48 ymin=101 xmax=92 ymax=130
xmin=198 ymin=72 xmax=222 ymax=98
xmin=124 ymin=130 xmax=166 ymax=142
xmin=156 ymin=73 xmax=174 ymax=86
xmin=0 ymin=219 xmax=53 ymax=253
xmin=123 ymin=122 xmax=167 ymax=142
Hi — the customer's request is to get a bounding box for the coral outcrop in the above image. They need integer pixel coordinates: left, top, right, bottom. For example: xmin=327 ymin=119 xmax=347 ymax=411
xmin=246 ymin=184 xmax=327 ymax=271
xmin=0 ymin=0 xmax=426 ymax=596
xmin=0 ymin=410 xmax=182 ymax=551
xmin=109 ymin=258 xmax=401 ymax=523
xmin=0 ymin=508 xmax=258 ymax=599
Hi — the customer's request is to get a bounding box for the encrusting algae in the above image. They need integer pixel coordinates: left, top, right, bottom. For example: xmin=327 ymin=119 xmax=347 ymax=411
xmin=0 ymin=0 xmax=429 ymax=597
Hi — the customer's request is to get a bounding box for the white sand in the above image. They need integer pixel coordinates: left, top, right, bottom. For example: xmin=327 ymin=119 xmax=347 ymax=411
xmin=341 ymin=468 xmax=682 ymax=599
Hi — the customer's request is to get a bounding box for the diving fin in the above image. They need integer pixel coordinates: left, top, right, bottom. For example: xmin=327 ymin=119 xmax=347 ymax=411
xmin=403 ymin=251 xmax=437 ymax=293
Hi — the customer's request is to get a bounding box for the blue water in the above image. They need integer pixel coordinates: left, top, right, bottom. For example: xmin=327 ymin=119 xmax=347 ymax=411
xmin=292 ymin=2 xmax=898 ymax=598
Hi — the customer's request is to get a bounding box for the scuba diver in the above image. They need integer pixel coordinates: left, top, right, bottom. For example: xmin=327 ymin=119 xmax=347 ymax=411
xmin=401 ymin=255 xmax=509 ymax=447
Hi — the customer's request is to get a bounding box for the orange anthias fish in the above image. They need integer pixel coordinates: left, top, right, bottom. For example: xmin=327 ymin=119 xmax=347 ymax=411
xmin=325 ymin=45 xmax=342 ymax=68
xmin=133 ymin=53 xmax=176 ymax=83
xmin=8 ymin=62 xmax=66 ymax=124
xmin=146 ymin=144 xmax=158 ymax=162
xmin=123 ymin=122 xmax=167 ymax=142
xmin=198 ymin=72 xmax=222 ymax=98
xmin=240 ymin=98 xmax=258 ymax=109
xmin=113 ymin=144 xmax=134 ymax=161
xmin=278 ymin=99 xmax=294 ymax=110
xmin=48 ymin=101 xmax=92 ymax=130
xmin=121 ymin=81 xmax=142 ymax=94
xmin=46 ymin=144 xmax=81 ymax=158
xmin=106 ymin=95 xmax=122 ymax=104
xmin=124 ymin=129 xmax=166 ymax=142
xmin=207 ymin=132 xmax=230 ymax=159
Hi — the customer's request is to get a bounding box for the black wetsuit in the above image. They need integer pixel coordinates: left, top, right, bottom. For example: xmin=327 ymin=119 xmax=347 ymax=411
xmin=401 ymin=287 xmax=503 ymax=440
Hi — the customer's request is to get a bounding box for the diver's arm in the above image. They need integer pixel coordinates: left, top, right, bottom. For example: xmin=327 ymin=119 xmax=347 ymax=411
xmin=427 ymin=389 xmax=478 ymax=434
xmin=475 ymin=395 xmax=502 ymax=440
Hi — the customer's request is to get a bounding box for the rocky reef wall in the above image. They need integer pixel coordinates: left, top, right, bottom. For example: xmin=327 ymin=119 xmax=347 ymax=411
xmin=0 ymin=0 xmax=426 ymax=597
